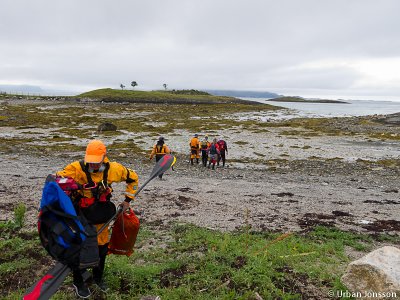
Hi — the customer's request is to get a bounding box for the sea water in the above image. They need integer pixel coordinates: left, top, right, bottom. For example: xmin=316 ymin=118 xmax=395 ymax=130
xmin=239 ymin=98 xmax=400 ymax=118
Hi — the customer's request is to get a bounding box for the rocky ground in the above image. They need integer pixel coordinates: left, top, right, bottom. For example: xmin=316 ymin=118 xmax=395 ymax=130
xmin=1 ymin=133 xmax=399 ymax=238
xmin=1 ymin=99 xmax=399 ymax=239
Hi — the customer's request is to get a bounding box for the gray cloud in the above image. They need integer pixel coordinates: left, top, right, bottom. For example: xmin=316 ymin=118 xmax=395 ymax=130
xmin=1 ymin=0 xmax=400 ymax=99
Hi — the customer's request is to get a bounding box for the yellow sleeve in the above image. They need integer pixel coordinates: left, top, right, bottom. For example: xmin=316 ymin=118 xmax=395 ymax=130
xmin=108 ymin=162 xmax=139 ymax=200
xmin=150 ymin=145 xmax=156 ymax=159
xmin=165 ymin=145 xmax=171 ymax=154
xmin=56 ymin=161 xmax=80 ymax=180
xmin=124 ymin=167 xmax=139 ymax=200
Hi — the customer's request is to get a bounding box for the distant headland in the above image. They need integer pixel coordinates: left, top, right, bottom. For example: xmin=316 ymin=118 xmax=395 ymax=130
xmin=268 ymin=96 xmax=349 ymax=104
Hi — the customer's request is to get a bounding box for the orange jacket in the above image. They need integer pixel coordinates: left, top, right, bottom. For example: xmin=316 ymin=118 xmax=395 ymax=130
xmin=190 ymin=137 xmax=200 ymax=150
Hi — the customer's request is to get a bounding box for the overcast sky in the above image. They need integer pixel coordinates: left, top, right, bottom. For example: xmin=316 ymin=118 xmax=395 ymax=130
xmin=1 ymin=0 xmax=400 ymax=100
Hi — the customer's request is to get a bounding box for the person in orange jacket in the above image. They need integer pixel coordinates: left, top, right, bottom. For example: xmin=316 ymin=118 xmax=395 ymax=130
xmin=150 ymin=137 xmax=171 ymax=179
xmin=189 ymin=133 xmax=200 ymax=165
xmin=56 ymin=140 xmax=138 ymax=298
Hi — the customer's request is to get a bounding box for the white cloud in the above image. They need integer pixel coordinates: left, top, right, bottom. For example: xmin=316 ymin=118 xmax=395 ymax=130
xmin=1 ymin=0 xmax=400 ymax=99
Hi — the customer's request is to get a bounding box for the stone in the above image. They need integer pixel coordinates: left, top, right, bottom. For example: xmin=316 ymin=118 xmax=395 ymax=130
xmin=140 ymin=296 xmax=161 ymax=300
xmin=97 ymin=122 xmax=117 ymax=132
xmin=341 ymin=246 xmax=400 ymax=299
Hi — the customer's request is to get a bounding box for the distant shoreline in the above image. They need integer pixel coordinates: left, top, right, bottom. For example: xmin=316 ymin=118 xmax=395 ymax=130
xmin=268 ymin=96 xmax=349 ymax=104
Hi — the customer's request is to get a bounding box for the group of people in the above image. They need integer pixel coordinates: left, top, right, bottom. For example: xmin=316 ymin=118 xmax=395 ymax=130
xmin=190 ymin=134 xmax=228 ymax=170
xmin=149 ymin=134 xmax=228 ymax=171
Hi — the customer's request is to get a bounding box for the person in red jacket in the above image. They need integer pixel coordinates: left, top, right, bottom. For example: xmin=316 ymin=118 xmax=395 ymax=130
xmin=217 ymin=138 xmax=228 ymax=167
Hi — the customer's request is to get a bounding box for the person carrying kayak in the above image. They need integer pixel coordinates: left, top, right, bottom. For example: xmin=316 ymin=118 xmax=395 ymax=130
xmin=150 ymin=136 xmax=171 ymax=179
xmin=56 ymin=139 xmax=138 ymax=298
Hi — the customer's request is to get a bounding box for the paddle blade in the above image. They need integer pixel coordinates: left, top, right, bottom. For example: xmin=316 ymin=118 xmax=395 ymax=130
xmin=149 ymin=154 xmax=176 ymax=180
xmin=125 ymin=154 xmax=176 ymax=198
xmin=23 ymin=263 xmax=70 ymax=300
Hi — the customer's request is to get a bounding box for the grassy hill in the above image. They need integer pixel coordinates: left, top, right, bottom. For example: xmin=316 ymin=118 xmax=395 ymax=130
xmin=77 ymin=88 xmax=265 ymax=105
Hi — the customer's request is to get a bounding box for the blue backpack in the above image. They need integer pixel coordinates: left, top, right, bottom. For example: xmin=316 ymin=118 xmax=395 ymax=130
xmin=38 ymin=175 xmax=99 ymax=268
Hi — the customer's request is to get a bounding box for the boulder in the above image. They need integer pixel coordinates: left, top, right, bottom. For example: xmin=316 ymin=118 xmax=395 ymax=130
xmin=98 ymin=122 xmax=117 ymax=132
xmin=342 ymin=246 xmax=400 ymax=299
xmin=376 ymin=113 xmax=400 ymax=125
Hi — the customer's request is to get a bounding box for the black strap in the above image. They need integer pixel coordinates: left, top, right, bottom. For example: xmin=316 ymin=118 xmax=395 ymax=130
xmin=79 ymin=160 xmax=94 ymax=185
xmin=126 ymin=168 xmax=134 ymax=183
xmin=79 ymin=160 xmax=110 ymax=200
xmin=103 ymin=162 xmax=110 ymax=187
xmin=43 ymin=205 xmax=78 ymax=220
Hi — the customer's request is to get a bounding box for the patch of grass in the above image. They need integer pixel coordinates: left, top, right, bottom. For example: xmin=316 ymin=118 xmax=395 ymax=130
xmin=326 ymin=157 xmax=344 ymax=161
xmin=0 ymin=101 xmax=281 ymax=158
xmin=234 ymin=141 xmax=249 ymax=146
xmin=0 ymin=228 xmax=51 ymax=297
xmin=308 ymin=156 xmax=323 ymax=160
xmin=14 ymin=203 xmax=26 ymax=228
xmin=5 ymin=223 xmax=400 ymax=299
xmin=369 ymin=132 xmax=400 ymax=141
xmin=280 ymin=130 xmax=301 ymax=136
xmin=104 ymin=224 xmax=397 ymax=299
xmin=0 ymin=203 xmax=27 ymax=230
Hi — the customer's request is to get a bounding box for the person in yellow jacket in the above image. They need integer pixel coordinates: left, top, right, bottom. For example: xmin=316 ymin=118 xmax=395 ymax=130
xmin=56 ymin=139 xmax=138 ymax=298
xmin=189 ymin=133 xmax=200 ymax=165
xmin=150 ymin=137 xmax=171 ymax=179
xmin=200 ymin=135 xmax=211 ymax=167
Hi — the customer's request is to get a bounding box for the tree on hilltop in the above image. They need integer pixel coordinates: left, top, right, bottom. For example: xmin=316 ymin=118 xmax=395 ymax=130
xmin=163 ymin=83 xmax=168 ymax=90
xmin=131 ymin=81 xmax=138 ymax=89
xmin=120 ymin=84 xmax=125 ymax=90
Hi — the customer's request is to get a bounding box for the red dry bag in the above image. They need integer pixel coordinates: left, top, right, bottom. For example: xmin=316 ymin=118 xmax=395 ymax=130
xmin=108 ymin=208 xmax=140 ymax=256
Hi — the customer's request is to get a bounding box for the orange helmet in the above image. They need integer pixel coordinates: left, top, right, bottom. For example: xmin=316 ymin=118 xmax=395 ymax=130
xmin=85 ymin=140 xmax=106 ymax=163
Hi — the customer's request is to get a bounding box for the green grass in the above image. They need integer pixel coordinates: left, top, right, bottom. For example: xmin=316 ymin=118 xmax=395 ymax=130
xmin=3 ymin=223 xmax=398 ymax=299
xmin=0 ymin=228 xmax=51 ymax=298
xmin=0 ymin=100 xmax=279 ymax=156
